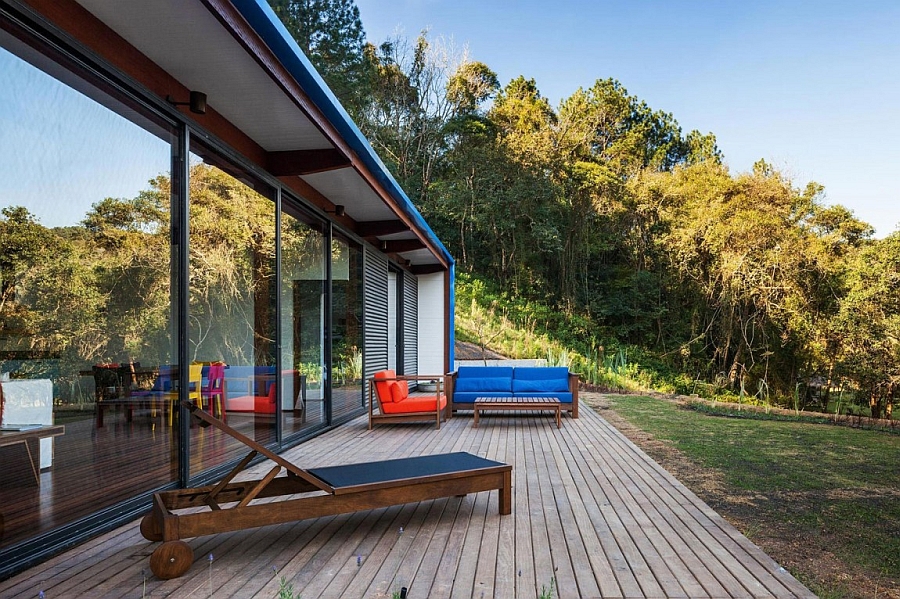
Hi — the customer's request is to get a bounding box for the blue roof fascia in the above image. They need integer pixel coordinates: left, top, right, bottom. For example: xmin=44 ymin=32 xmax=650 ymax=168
xmin=231 ymin=0 xmax=453 ymax=267
xmin=448 ymin=261 xmax=456 ymax=368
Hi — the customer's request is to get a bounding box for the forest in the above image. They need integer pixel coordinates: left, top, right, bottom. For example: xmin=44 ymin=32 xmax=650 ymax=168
xmin=267 ymin=0 xmax=899 ymax=417
xmin=1 ymin=2 xmax=895 ymax=417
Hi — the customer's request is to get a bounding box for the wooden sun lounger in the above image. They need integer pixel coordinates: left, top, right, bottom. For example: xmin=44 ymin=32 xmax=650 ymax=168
xmin=141 ymin=403 xmax=512 ymax=579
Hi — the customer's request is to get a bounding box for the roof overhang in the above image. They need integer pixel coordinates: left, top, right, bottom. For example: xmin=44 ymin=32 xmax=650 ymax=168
xmin=71 ymin=0 xmax=451 ymax=272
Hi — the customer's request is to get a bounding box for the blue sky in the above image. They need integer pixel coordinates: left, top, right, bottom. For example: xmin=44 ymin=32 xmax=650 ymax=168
xmin=356 ymin=0 xmax=900 ymax=237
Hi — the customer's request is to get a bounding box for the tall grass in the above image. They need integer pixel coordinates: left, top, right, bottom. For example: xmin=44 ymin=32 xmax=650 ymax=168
xmin=454 ymin=274 xmax=666 ymax=393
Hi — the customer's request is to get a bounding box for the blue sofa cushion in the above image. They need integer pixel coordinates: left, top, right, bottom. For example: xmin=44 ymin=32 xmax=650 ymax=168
xmin=457 ymin=365 xmax=513 ymax=379
xmin=513 ymin=366 xmax=570 ymax=381
xmin=225 ymin=365 xmax=274 ymax=398
xmin=512 ymin=377 xmax=569 ymax=393
xmin=455 ymin=377 xmax=512 ymax=393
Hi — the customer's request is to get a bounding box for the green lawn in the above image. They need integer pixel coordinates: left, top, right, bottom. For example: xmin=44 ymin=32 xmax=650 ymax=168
xmin=603 ymin=395 xmax=900 ymax=598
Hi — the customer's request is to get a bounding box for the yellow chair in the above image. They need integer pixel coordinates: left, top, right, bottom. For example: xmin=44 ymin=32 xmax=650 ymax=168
xmin=154 ymin=364 xmax=203 ymax=427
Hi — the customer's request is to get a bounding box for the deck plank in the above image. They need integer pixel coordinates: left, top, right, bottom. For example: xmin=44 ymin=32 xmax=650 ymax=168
xmin=448 ymin=413 xmax=494 ymax=599
xmin=579 ymin=408 xmax=756 ymax=598
xmin=0 ymin=400 xmax=815 ymax=598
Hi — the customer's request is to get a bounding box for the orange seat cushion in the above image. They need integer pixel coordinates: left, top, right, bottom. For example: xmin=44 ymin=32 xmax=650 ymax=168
xmin=381 ymin=395 xmax=447 ymax=414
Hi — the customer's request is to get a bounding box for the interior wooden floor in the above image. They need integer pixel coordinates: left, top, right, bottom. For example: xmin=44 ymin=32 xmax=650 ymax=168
xmin=0 ymin=401 xmax=815 ymax=598
xmin=0 ymin=403 xmax=328 ymax=551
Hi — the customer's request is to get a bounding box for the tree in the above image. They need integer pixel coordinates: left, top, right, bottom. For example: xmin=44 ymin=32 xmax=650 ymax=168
xmin=557 ymin=79 xmax=690 ymax=177
xmin=362 ymin=32 xmax=499 ymax=210
xmin=637 ymin=161 xmax=855 ymax=400
xmin=446 ymin=61 xmax=499 ymax=114
xmin=268 ymin=0 xmax=370 ymax=118
xmin=684 ymin=130 xmax=723 ymax=166
xmin=186 ymin=163 xmax=277 ymax=364
xmin=0 ymin=207 xmax=57 ymax=314
xmin=832 ymin=234 xmax=900 ymax=418
xmin=0 ymin=207 xmax=69 ymax=350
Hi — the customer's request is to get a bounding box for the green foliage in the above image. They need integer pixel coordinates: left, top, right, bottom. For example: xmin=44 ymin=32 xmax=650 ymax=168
xmin=1 ymin=197 xmax=174 ymax=386
xmin=268 ymin=0 xmax=370 ymax=118
xmin=277 ymin=0 xmax=897 ymax=409
xmin=0 ymin=163 xmax=288 ymax=401
xmin=830 ymin=232 xmax=900 ymax=419
xmin=333 ymin=345 xmax=362 ymax=384
xmin=271 ymin=566 xmax=298 ymax=599
xmin=276 ymin=575 xmax=296 ymax=599
xmin=537 ymin=576 xmax=556 ymax=599
xmin=686 ymin=400 xmax=900 ymax=432
xmin=446 ymin=60 xmax=499 ymax=112
xmin=455 ymin=273 xmax=679 ymax=394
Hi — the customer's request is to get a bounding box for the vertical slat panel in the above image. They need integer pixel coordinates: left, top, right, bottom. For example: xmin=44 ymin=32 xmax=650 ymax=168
xmin=364 ymin=248 xmax=389 ymax=403
xmin=403 ymin=271 xmax=418 ymax=375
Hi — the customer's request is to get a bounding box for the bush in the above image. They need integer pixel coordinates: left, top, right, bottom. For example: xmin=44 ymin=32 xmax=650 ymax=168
xmin=455 ymin=273 xmax=692 ymax=395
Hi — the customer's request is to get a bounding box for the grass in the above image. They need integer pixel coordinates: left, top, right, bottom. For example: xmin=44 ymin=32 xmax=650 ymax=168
xmin=602 ymin=394 xmax=900 ymax=599
xmin=685 ymin=400 xmax=900 ymax=433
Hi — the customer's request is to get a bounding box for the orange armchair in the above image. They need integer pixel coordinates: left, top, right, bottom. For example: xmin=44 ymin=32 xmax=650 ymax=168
xmin=368 ymin=369 xmax=449 ymax=430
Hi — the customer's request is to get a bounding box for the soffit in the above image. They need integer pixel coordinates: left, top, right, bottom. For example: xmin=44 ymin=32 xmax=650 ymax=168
xmin=72 ymin=0 xmax=440 ymax=267
xmin=75 ymin=0 xmax=331 ymax=152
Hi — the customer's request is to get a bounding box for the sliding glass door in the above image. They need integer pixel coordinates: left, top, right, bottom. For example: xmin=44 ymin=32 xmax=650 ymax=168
xmin=330 ymin=236 xmax=364 ymax=422
xmin=0 ymin=31 xmax=177 ymax=551
xmin=186 ymin=143 xmax=277 ymax=477
xmin=280 ymin=202 xmax=327 ymax=438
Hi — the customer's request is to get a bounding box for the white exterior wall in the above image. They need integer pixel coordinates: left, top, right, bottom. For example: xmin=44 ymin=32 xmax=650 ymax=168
xmin=387 ymin=271 xmax=398 ymax=370
xmin=417 ymin=272 xmax=446 ymax=375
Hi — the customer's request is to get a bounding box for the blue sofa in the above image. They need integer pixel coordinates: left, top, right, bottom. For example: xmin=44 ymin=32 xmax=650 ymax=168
xmin=223 ymin=365 xmax=275 ymax=413
xmin=449 ymin=366 xmax=579 ymax=418
xmin=223 ymin=365 xmax=307 ymax=415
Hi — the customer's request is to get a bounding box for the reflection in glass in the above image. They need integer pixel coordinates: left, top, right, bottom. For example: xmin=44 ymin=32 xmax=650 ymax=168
xmin=0 ymin=37 xmax=175 ymax=551
xmin=280 ymin=205 xmax=327 ymax=437
xmin=331 ymin=237 xmax=364 ymax=422
xmin=187 ymin=154 xmax=277 ymax=477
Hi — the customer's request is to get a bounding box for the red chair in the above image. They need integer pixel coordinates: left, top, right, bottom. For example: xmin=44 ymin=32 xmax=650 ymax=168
xmin=368 ymin=369 xmax=449 ymax=430
xmin=201 ymin=362 xmax=226 ymax=422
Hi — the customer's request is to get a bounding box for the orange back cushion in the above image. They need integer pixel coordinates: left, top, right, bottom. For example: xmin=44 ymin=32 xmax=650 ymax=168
xmin=390 ymin=380 xmax=409 ymax=402
xmin=373 ymin=370 xmax=396 ymax=403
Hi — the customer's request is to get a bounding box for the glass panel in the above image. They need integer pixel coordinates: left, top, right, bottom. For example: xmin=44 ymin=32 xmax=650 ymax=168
xmin=0 ymin=35 xmax=176 ymax=551
xmin=187 ymin=146 xmax=276 ymax=478
xmin=331 ymin=237 xmax=364 ymax=421
xmin=280 ymin=204 xmax=327 ymax=437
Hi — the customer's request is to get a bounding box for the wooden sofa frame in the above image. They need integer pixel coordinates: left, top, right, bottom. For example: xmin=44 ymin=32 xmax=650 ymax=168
xmin=140 ymin=403 xmax=511 ymax=580
xmin=448 ymin=369 xmax=580 ymax=418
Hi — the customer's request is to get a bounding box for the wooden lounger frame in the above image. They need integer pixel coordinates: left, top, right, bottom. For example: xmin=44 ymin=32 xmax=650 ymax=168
xmin=141 ymin=403 xmax=512 ymax=579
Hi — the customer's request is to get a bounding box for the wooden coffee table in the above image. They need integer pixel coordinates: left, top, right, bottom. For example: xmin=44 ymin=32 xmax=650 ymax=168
xmin=473 ymin=396 xmax=562 ymax=428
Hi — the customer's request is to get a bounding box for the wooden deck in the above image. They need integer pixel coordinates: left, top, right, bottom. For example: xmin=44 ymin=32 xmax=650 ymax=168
xmin=0 ymin=402 xmax=814 ymax=598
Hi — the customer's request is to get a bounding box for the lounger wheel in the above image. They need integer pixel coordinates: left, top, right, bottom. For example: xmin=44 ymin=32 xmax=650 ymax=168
xmin=140 ymin=512 xmax=163 ymax=542
xmin=150 ymin=540 xmax=193 ymax=579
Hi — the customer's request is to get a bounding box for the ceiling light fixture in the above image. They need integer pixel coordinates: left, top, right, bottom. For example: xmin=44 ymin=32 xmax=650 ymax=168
xmin=166 ymin=91 xmax=207 ymax=114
